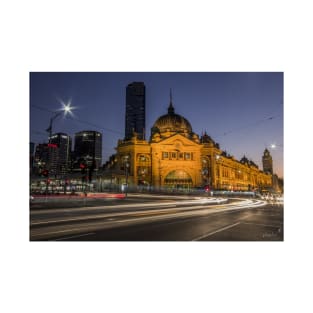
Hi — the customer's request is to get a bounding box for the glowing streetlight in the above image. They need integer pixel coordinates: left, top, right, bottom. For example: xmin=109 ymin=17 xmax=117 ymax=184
xmin=46 ymin=100 xmax=74 ymax=138
xmin=45 ymin=100 xmax=75 ymax=176
xmin=270 ymin=143 xmax=283 ymax=150
xmin=64 ymin=105 xmax=71 ymax=113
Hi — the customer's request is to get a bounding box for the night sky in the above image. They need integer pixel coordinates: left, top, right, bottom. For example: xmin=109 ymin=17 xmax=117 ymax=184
xmin=30 ymin=72 xmax=283 ymax=177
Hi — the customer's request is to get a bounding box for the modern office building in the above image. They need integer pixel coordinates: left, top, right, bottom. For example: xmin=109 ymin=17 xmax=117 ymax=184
xmin=111 ymin=94 xmax=272 ymax=191
xmin=48 ymin=133 xmax=72 ymax=176
xmin=262 ymin=148 xmax=273 ymax=174
xmin=125 ymin=82 xmax=146 ymax=140
xmin=74 ymin=130 xmax=102 ymax=170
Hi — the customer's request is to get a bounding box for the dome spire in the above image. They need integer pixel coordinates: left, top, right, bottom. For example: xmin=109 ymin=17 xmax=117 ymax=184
xmin=168 ymin=88 xmax=175 ymax=114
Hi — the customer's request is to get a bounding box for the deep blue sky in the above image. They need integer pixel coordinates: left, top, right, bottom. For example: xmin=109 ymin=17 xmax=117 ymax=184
xmin=30 ymin=72 xmax=283 ymax=177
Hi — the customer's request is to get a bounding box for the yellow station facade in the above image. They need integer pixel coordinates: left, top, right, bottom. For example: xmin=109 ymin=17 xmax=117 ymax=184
xmin=113 ymin=100 xmax=272 ymax=191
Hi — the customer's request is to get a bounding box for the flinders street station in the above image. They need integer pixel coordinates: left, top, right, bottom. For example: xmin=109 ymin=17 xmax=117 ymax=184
xmin=108 ymin=88 xmax=272 ymax=192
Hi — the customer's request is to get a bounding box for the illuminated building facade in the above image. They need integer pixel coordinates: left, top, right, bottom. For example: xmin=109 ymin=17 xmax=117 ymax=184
xmin=114 ymin=96 xmax=272 ymax=191
xmin=49 ymin=133 xmax=72 ymax=176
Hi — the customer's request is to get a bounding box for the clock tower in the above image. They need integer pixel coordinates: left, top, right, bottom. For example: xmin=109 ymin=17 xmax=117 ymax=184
xmin=262 ymin=148 xmax=273 ymax=174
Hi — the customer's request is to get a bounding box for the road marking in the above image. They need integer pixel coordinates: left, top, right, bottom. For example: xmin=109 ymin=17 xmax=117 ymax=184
xmin=192 ymin=222 xmax=241 ymax=241
xmin=30 ymin=199 xmax=269 ymax=240
xmin=53 ymin=232 xmax=96 ymax=241
xmin=241 ymin=222 xmax=282 ymax=228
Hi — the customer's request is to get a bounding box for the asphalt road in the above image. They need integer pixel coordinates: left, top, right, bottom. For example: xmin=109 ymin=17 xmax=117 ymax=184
xmin=30 ymin=195 xmax=283 ymax=241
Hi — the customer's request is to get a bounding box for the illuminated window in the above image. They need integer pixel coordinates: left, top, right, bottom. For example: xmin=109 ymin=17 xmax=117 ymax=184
xmin=185 ymin=153 xmax=190 ymax=160
xmin=162 ymin=152 xmax=168 ymax=159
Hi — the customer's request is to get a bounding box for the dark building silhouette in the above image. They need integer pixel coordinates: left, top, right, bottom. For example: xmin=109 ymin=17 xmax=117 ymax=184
xmin=34 ymin=143 xmax=49 ymax=166
xmin=125 ymin=82 xmax=146 ymax=140
xmin=34 ymin=143 xmax=49 ymax=175
xmin=262 ymin=148 xmax=273 ymax=174
xmin=49 ymin=133 xmax=72 ymax=176
xmin=30 ymin=142 xmax=35 ymax=174
xmin=30 ymin=142 xmax=35 ymax=155
xmin=74 ymin=130 xmax=102 ymax=170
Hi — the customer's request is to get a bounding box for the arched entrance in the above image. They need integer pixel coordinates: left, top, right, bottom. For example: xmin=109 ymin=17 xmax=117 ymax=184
xmin=164 ymin=170 xmax=193 ymax=189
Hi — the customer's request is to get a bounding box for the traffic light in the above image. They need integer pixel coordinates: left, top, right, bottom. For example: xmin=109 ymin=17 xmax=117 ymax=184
xmin=80 ymin=163 xmax=86 ymax=174
xmin=42 ymin=169 xmax=49 ymax=177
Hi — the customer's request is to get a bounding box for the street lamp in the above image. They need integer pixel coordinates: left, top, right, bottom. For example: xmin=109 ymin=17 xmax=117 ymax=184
xmin=123 ymin=155 xmax=130 ymax=196
xmin=270 ymin=143 xmax=283 ymax=150
xmin=45 ymin=101 xmax=74 ymax=177
xmin=202 ymin=158 xmax=209 ymax=185
xmin=46 ymin=101 xmax=73 ymax=139
xmin=215 ymin=154 xmax=222 ymax=190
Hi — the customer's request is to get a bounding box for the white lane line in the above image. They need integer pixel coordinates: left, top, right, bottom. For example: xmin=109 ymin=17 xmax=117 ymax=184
xmin=54 ymin=232 xmax=96 ymax=241
xmin=32 ymin=227 xmax=95 ymax=238
xmin=192 ymin=222 xmax=241 ymax=241
xmin=241 ymin=222 xmax=282 ymax=228
xmin=31 ymin=200 xmax=267 ymax=236
xmin=31 ymin=200 xmax=268 ymax=239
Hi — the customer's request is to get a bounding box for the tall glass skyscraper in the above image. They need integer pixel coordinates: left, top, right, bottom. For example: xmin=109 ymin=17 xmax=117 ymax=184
xmin=125 ymin=82 xmax=146 ymax=140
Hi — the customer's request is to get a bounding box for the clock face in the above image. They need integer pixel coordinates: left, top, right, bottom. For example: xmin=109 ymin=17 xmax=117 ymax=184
xmin=174 ymin=140 xmax=182 ymax=150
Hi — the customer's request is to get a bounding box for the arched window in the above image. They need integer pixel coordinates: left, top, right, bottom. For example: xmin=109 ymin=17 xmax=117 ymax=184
xmin=164 ymin=170 xmax=192 ymax=188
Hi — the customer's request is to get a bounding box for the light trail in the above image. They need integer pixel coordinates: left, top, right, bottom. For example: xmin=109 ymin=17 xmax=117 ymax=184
xmin=30 ymin=197 xmax=229 ymax=216
xmin=30 ymin=198 xmax=267 ymax=240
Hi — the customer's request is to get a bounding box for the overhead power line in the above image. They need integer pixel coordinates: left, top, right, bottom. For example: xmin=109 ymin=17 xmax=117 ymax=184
xmin=30 ymin=129 xmax=47 ymax=136
xmin=31 ymin=104 xmax=123 ymax=135
xmin=221 ymin=115 xmax=281 ymax=137
xmin=31 ymin=104 xmax=54 ymax=114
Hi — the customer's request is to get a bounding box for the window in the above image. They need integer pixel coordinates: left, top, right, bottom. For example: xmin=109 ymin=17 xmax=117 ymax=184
xmin=185 ymin=153 xmax=190 ymax=160
xmin=162 ymin=152 xmax=168 ymax=159
xmin=172 ymin=152 xmax=177 ymax=159
xmin=179 ymin=152 xmax=184 ymax=159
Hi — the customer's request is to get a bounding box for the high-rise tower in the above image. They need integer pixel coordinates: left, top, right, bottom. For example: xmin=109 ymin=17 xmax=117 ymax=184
xmin=125 ymin=82 xmax=146 ymax=140
xmin=49 ymin=133 xmax=72 ymax=176
xmin=262 ymin=148 xmax=273 ymax=174
xmin=74 ymin=130 xmax=102 ymax=170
